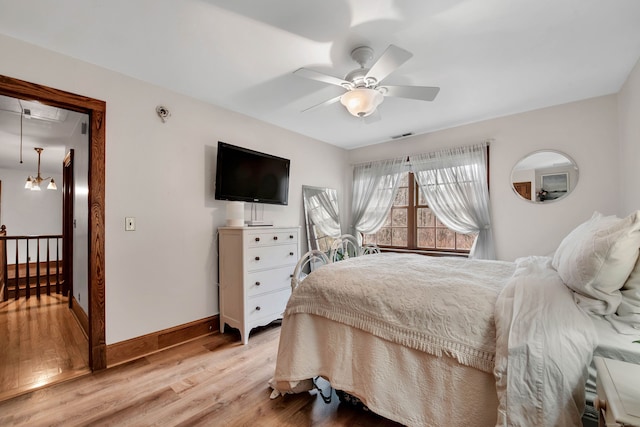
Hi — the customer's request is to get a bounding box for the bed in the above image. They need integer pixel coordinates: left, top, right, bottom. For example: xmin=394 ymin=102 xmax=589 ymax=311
xmin=270 ymin=211 xmax=640 ymax=427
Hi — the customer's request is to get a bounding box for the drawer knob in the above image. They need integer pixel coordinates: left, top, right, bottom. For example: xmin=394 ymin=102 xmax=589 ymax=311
xmin=255 ymin=281 xmax=261 ymax=286
xmin=289 ymin=252 xmax=294 ymax=256
xmin=289 ymin=235 xmax=294 ymax=239
xmin=256 ymin=306 xmax=261 ymax=311
xmin=290 ymin=274 xmax=293 ymax=278
xmin=255 ymin=237 xmax=260 ymax=242
xmin=273 ymin=236 xmax=278 ymax=240
xmin=255 ymin=256 xmax=260 ymax=261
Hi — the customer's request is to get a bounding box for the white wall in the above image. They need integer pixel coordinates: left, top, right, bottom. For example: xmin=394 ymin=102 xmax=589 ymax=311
xmin=0 ymin=167 xmax=63 ymax=235
xmin=348 ymin=95 xmax=619 ymax=261
xmin=0 ymin=33 xmax=348 ymax=344
xmin=618 ymin=56 xmax=640 ymax=216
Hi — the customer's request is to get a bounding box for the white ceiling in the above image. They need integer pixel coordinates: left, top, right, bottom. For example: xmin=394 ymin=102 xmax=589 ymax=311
xmin=0 ymin=95 xmax=85 ymax=173
xmin=1 ymin=0 xmax=639 ymax=150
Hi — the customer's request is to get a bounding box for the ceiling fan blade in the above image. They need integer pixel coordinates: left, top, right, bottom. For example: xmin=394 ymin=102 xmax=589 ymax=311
xmin=365 ymin=45 xmax=413 ymax=84
xmin=294 ymin=68 xmax=350 ymax=88
xmin=301 ymin=95 xmax=343 ymax=113
xmin=382 ymin=85 xmax=440 ymax=102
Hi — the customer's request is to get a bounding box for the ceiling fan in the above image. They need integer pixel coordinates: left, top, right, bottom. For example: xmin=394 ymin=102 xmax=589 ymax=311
xmin=294 ymin=44 xmax=440 ymax=119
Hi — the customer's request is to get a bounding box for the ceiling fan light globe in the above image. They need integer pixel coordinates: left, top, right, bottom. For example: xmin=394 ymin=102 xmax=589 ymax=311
xmin=25 ymin=177 xmax=33 ymax=189
xmin=340 ymin=88 xmax=384 ymax=118
xmin=47 ymin=179 xmax=57 ymax=190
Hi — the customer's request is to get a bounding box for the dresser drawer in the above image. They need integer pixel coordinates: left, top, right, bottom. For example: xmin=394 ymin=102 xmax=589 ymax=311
xmin=246 ymin=265 xmax=294 ymax=297
xmin=219 ymin=225 xmax=300 ymax=344
xmin=248 ymin=288 xmax=291 ymax=325
xmin=246 ymin=244 xmax=298 ymax=271
xmin=248 ymin=230 xmax=298 ymax=247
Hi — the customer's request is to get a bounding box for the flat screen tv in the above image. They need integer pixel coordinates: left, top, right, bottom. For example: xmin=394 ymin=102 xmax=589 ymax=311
xmin=215 ymin=141 xmax=290 ymax=205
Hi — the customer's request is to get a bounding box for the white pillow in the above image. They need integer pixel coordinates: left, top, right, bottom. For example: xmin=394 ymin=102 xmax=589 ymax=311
xmin=611 ymin=253 xmax=640 ymax=332
xmin=552 ymin=211 xmax=640 ymax=315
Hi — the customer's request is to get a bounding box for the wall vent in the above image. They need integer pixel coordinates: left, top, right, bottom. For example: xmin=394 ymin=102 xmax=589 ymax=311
xmin=391 ymin=132 xmax=414 ymax=140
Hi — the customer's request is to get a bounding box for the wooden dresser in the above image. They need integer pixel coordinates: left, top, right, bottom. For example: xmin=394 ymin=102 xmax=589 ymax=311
xmin=594 ymin=357 xmax=640 ymax=427
xmin=218 ymin=226 xmax=300 ymax=344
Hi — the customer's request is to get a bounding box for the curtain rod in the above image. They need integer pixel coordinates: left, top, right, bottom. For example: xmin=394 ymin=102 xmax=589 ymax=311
xmin=350 ymin=139 xmax=494 ymax=167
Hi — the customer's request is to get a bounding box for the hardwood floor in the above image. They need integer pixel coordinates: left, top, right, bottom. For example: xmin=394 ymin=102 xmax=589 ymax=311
xmin=0 ymin=324 xmax=403 ymax=426
xmin=0 ymin=293 xmax=90 ymax=402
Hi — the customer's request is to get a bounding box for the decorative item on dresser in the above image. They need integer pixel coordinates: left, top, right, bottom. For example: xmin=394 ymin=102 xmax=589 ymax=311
xmin=218 ymin=226 xmax=300 ymax=344
xmin=594 ymin=357 xmax=640 ymax=427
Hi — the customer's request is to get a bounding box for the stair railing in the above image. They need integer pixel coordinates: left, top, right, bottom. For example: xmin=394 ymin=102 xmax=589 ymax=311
xmin=0 ymin=226 xmax=64 ymax=301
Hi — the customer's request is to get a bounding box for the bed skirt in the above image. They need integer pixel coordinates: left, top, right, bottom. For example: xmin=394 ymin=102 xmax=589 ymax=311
xmin=272 ymin=313 xmax=498 ymax=427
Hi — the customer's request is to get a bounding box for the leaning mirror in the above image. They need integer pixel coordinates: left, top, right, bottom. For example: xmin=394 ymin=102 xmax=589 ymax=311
xmin=511 ymin=150 xmax=578 ymax=203
xmin=302 ymin=186 xmax=341 ymax=253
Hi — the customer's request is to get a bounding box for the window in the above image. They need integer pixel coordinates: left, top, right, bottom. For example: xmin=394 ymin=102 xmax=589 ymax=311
xmin=362 ymin=172 xmax=477 ymax=253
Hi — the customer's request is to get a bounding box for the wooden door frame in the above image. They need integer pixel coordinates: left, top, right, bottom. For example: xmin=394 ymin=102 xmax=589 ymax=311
xmin=513 ymin=181 xmax=532 ymax=201
xmin=0 ymin=74 xmax=107 ymax=370
xmin=63 ymin=150 xmax=74 ymax=307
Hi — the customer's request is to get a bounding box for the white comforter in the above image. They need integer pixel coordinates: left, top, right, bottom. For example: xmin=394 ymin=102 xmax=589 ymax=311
xmin=273 ymin=254 xmax=597 ymax=426
xmin=494 ymin=256 xmax=597 ymax=427
xmin=284 ymin=253 xmax=515 ymax=372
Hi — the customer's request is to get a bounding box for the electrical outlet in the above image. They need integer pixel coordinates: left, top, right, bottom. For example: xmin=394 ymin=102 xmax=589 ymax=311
xmin=125 ymin=217 xmax=136 ymax=231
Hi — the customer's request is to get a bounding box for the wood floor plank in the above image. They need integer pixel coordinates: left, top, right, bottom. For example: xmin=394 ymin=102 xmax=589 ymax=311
xmin=0 ymin=293 xmax=89 ymax=402
xmin=0 ymin=322 xmax=403 ymax=426
xmin=141 ymin=333 xmax=280 ymax=425
xmin=80 ymin=387 xmax=182 ymax=427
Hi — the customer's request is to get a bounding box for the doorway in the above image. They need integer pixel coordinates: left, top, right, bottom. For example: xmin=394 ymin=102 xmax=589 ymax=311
xmin=513 ymin=181 xmax=532 ymax=201
xmin=0 ymin=75 xmax=106 ymax=387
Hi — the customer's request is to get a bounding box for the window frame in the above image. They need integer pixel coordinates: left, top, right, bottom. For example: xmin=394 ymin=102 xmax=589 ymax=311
xmin=361 ymin=146 xmax=490 ymax=256
xmin=364 ymin=172 xmax=475 ymax=255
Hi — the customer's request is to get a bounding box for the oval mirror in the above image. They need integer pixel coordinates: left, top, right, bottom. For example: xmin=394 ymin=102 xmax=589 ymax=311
xmin=511 ymin=150 xmax=578 ymax=203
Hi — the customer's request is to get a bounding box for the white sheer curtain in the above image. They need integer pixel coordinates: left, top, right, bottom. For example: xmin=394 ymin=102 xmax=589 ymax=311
xmin=351 ymin=157 xmax=408 ymax=241
xmin=304 ymin=187 xmax=341 ymax=238
xmin=409 ymin=143 xmax=495 ymax=259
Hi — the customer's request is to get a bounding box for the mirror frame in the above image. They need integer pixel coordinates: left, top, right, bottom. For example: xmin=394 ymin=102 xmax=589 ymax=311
xmin=511 ymin=149 xmax=579 ymax=204
xmin=302 ymin=185 xmax=341 ymax=253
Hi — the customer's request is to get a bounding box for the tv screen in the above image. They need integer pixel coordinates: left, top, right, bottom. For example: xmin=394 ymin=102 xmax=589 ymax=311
xmin=215 ymin=141 xmax=290 ymax=205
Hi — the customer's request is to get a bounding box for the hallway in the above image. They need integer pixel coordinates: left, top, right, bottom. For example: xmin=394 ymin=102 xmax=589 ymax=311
xmin=0 ymin=293 xmax=89 ymax=402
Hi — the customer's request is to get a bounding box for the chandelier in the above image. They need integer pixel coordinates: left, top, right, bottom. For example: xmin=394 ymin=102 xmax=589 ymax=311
xmin=25 ymin=147 xmax=57 ymax=191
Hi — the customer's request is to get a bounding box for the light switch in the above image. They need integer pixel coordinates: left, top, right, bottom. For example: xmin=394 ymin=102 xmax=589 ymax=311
xmin=125 ymin=217 xmax=136 ymax=231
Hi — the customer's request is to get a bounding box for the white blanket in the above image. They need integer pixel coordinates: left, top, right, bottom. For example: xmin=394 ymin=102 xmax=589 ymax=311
xmin=273 ymin=254 xmax=597 ymax=426
xmin=284 ymin=253 xmax=516 ymax=373
xmin=494 ymin=256 xmax=597 ymax=427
